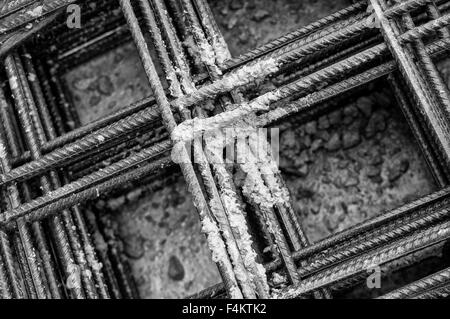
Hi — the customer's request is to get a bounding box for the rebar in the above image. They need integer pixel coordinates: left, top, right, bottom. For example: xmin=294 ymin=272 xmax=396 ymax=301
xmin=1 ymin=0 xmax=450 ymax=300
xmin=378 ymin=266 xmax=450 ymax=299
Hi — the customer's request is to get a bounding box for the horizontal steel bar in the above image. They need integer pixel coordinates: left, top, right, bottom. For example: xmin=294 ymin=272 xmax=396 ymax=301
xmin=191 ymin=187 xmax=450 ymax=298
xmin=0 ymin=0 xmax=75 ymax=34
xmin=378 ymin=267 xmax=450 ymax=298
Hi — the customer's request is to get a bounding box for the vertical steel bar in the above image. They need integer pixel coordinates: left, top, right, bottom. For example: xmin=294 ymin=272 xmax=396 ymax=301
xmin=4 ymin=53 xmax=86 ymax=299
xmin=119 ymin=0 xmax=243 ymax=298
xmin=389 ymin=73 xmax=448 ymax=186
xmin=395 ymin=0 xmax=450 ymax=120
xmin=25 ymin=53 xmax=134 ymax=300
xmin=14 ymin=52 xmax=100 ymax=299
xmin=140 ymin=0 xmax=265 ymax=298
xmin=4 ymin=54 xmax=69 ymax=298
xmin=21 ymin=49 xmax=111 ymax=299
xmin=369 ymin=0 xmax=450 ymax=177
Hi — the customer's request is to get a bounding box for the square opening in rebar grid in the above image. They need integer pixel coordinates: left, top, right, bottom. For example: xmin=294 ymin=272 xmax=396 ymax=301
xmin=272 ymin=82 xmax=437 ymax=242
xmin=26 ymin=0 xmax=175 ymax=129
xmin=85 ymin=170 xmax=222 ymax=299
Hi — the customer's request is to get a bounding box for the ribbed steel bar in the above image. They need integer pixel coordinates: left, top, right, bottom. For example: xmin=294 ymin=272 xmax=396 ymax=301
xmin=0 ymin=38 xmax=447 ymax=220
xmin=378 ymin=267 xmax=450 ymax=298
xmin=402 ymin=4 xmax=450 ymax=118
xmin=0 ymin=103 xmax=161 ymax=186
xmin=414 ymin=284 xmax=450 ymax=298
xmin=47 ymin=7 xmax=126 ymax=56
xmin=5 ymin=140 xmax=154 ymax=299
xmin=0 ymin=228 xmax=24 ymax=298
xmin=171 ymin=43 xmax=391 ymax=141
xmin=370 ymin=0 xmax=450 ymax=178
xmin=187 ymin=282 xmax=226 ymax=299
xmin=194 ymin=0 xmax=313 ymax=247
xmin=191 ymin=0 xmax=330 ymax=297
xmin=0 ymin=0 xmax=35 ymax=18
xmin=289 ymin=187 xmax=450 ymax=267
xmin=0 ymin=138 xmax=171 ymax=227
xmin=13 ymin=51 xmax=99 ymax=299
xmin=144 ymin=0 xmax=272 ymax=298
xmin=223 ymin=1 xmax=368 ymax=69
xmin=0 ymin=74 xmax=63 ymax=298
xmin=47 ymin=60 xmax=81 ymax=131
xmin=151 ymin=0 xmax=273 ymax=297
xmin=176 ymin=19 xmax=445 ymax=113
xmin=173 ymin=15 xmax=374 ymax=111
xmin=0 ymin=83 xmax=31 ymax=299
xmin=390 ymin=0 xmax=450 ymax=183
xmin=401 ymin=13 xmax=450 ymax=43
xmin=186 ymin=0 xmax=446 ymax=300
xmin=67 ymin=126 xmax=167 ymax=179
xmin=4 ymin=53 xmax=88 ymax=299
xmin=0 ymin=4 xmax=445 ymax=185
xmin=82 ymin=209 xmax=122 ymax=299
xmin=142 ymin=0 xmax=261 ymax=298
xmin=193 ymin=0 xmax=312 ymax=295
xmin=10 ymin=234 xmax=34 ymax=298
xmin=274 ymin=35 xmax=383 ymax=87
xmin=385 ymin=0 xmax=432 ymax=18
xmin=21 ymin=50 xmax=111 ymax=299
xmin=193 ymin=186 xmax=450 ymax=297
xmin=3 ymin=56 xmax=68 ymax=299
xmin=261 ymin=36 xmax=450 ymax=125
xmin=389 ymin=73 xmax=449 ymax=186
xmin=297 ymin=205 xmax=449 ymax=278
xmin=41 ymin=0 xmax=118 ymax=39
xmin=32 ymin=59 xmax=66 ymax=138
xmin=35 ymin=59 xmax=131 ymax=300
xmin=119 ymin=0 xmax=246 ymax=298
xmin=276 ymin=221 xmax=450 ymax=298
xmin=0 ymin=11 xmax=61 ymax=58
xmin=0 ymin=0 xmax=76 ymax=34
xmin=9 ymin=95 xmax=157 ymax=167
xmin=57 ymin=25 xmax=131 ymax=70
xmin=173 ymin=3 xmax=450 ymax=111
xmin=425 ymin=1 xmax=450 ymax=39
xmin=0 ymin=251 xmax=13 ymax=298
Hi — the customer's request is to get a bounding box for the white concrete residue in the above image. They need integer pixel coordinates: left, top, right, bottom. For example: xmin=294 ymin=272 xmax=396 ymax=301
xmin=204 ymin=131 xmax=270 ymax=296
xmin=28 ymin=5 xmax=44 ymax=18
xmin=66 ymin=263 xmax=82 ymax=290
xmin=166 ymin=70 xmax=181 ymax=97
xmin=193 ymin=140 xmax=256 ymax=297
xmin=9 ymin=76 xmax=19 ymax=91
xmin=85 ymin=244 xmax=103 ymax=272
xmin=210 ymin=32 xmax=232 ymax=67
xmin=240 ymin=148 xmax=275 ymax=212
xmin=190 ymin=24 xmax=217 ymax=68
xmin=172 ymin=89 xmax=278 ymax=144
xmin=28 ymin=73 xmax=37 ymax=82
xmin=173 ymin=56 xmax=278 ymax=111
xmin=250 ymin=133 xmax=292 ymax=206
xmin=0 ymin=140 xmax=7 ymax=160
xmin=223 ymin=57 xmax=279 ymax=92
xmin=201 ymin=215 xmax=228 ymax=263
xmin=201 ymin=214 xmax=244 ymax=298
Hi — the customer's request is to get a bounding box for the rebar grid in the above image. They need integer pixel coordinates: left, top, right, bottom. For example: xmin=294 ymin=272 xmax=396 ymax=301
xmin=0 ymin=0 xmax=449 ymax=299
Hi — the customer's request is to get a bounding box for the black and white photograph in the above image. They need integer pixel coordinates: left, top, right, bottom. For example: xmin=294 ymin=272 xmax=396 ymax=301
xmin=0 ymin=0 xmax=449 ymax=307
